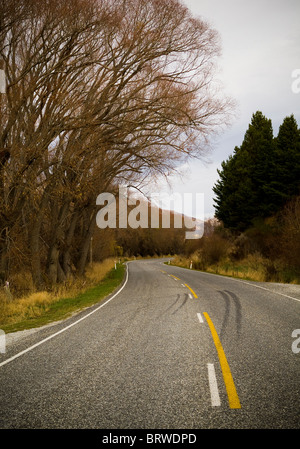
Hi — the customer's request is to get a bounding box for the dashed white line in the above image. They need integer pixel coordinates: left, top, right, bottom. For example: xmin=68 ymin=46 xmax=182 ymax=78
xmin=197 ymin=312 xmax=204 ymax=323
xmin=207 ymin=363 xmax=221 ymax=407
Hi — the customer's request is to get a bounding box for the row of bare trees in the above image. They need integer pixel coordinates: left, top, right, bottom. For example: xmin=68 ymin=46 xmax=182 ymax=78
xmin=0 ymin=0 xmax=232 ymax=289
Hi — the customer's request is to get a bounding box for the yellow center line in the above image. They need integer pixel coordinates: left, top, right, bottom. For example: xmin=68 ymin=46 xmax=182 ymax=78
xmin=170 ymin=274 xmax=181 ymax=280
xmin=203 ymin=312 xmax=241 ymax=409
xmin=161 ymin=271 xmax=198 ymax=299
xmin=184 ymin=283 xmax=198 ymax=298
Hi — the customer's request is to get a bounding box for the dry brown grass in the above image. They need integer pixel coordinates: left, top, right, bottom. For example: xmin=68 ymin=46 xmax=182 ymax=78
xmin=85 ymin=258 xmax=116 ymax=282
xmin=0 ymin=258 xmax=117 ymax=327
xmin=171 ymin=251 xmax=300 ymax=284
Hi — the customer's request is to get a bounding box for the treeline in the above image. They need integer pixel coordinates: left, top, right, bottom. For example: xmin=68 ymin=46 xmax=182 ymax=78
xmin=213 ymin=111 xmax=300 ymax=231
xmin=180 ymin=111 xmax=300 ymax=282
xmin=92 ymin=203 xmax=187 ymax=261
xmin=0 ymin=0 xmax=231 ymax=291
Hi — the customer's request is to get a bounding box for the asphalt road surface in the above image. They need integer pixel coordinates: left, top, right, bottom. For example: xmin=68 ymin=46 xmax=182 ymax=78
xmin=0 ymin=259 xmax=299 ymax=429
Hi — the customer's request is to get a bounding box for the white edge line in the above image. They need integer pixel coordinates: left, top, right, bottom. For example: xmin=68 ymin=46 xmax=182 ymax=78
xmin=230 ymin=277 xmax=300 ymax=303
xmin=0 ymin=263 xmax=129 ymax=369
xmin=183 ymin=268 xmax=300 ymax=304
xmin=207 ymin=363 xmax=221 ymax=407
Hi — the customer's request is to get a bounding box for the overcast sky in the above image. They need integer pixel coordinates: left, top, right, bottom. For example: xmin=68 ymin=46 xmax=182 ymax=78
xmin=150 ymin=0 xmax=300 ymax=219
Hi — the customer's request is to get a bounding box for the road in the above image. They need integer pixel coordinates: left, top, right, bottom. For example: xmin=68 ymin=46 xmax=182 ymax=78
xmin=0 ymin=258 xmax=299 ymax=429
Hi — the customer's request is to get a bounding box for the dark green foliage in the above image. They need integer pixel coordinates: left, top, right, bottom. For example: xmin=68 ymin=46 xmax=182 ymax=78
xmin=213 ymin=111 xmax=300 ymax=231
xmin=270 ymin=115 xmax=300 ymax=206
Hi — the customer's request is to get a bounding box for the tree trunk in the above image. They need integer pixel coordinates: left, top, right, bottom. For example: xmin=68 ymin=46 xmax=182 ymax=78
xmin=30 ymin=223 xmax=43 ymax=288
xmin=29 ymin=188 xmax=52 ymax=288
xmin=62 ymin=209 xmax=79 ymax=279
xmin=48 ymin=243 xmax=60 ymax=285
xmin=0 ymin=227 xmax=9 ymax=283
xmin=46 ymin=200 xmax=70 ymax=285
xmin=77 ymin=209 xmax=97 ymax=276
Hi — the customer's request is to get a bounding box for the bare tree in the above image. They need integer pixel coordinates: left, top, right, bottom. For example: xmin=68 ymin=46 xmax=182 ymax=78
xmin=0 ymin=0 xmax=234 ymax=287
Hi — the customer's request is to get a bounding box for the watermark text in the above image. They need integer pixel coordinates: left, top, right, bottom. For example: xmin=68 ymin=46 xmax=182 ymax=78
xmin=0 ymin=330 xmax=6 ymax=354
xmin=292 ymin=329 xmax=300 ymax=354
xmin=96 ymin=186 xmax=204 ymax=239
xmin=291 ymin=69 xmax=300 ymax=94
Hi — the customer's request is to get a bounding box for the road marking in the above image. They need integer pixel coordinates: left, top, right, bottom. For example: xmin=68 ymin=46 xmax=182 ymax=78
xmin=185 ymin=283 xmax=198 ymax=298
xmin=170 ymin=275 xmax=180 ymax=281
xmin=189 ymin=268 xmax=300 ymax=304
xmin=203 ymin=312 xmax=241 ymax=409
xmin=188 ymin=294 xmax=193 ymax=300
xmin=207 ymin=363 xmax=221 ymax=407
xmin=237 ymin=281 xmax=300 ymax=304
xmin=197 ymin=312 xmax=204 ymax=323
xmin=0 ymin=263 xmax=130 ymax=369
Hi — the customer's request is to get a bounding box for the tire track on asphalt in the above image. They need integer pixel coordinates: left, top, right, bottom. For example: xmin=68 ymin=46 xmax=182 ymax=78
xmin=218 ymin=290 xmax=242 ymax=339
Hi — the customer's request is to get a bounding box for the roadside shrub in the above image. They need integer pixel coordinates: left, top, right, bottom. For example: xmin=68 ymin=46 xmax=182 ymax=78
xmin=280 ymin=196 xmax=300 ymax=270
xmin=201 ymin=234 xmax=231 ymax=266
xmin=6 ymin=272 xmax=34 ymax=297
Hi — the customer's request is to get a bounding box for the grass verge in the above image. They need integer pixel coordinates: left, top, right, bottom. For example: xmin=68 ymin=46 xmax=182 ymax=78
xmin=168 ymin=254 xmax=300 ymax=284
xmin=0 ymin=261 xmax=126 ymax=334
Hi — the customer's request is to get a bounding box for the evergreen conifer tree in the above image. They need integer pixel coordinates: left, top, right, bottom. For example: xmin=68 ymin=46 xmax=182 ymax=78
xmin=270 ymin=115 xmax=300 ymax=206
xmin=213 ymin=111 xmax=278 ymax=230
